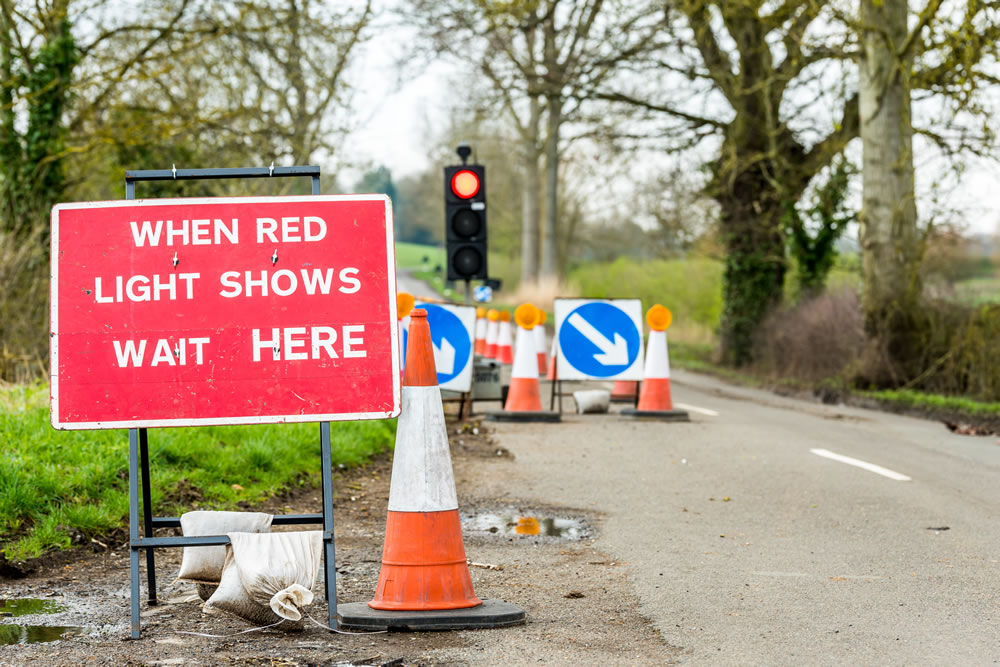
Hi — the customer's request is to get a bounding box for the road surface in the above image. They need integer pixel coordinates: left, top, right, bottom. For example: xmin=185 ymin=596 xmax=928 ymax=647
xmin=475 ymin=370 xmax=1000 ymax=665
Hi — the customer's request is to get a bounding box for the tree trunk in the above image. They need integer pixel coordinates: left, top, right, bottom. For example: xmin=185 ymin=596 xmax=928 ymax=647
xmin=540 ymin=94 xmax=561 ymax=279
xmin=858 ymin=0 xmax=921 ymax=383
xmin=520 ymin=94 xmax=541 ymax=284
xmin=717 ymin=172 xmax=787 ymax=366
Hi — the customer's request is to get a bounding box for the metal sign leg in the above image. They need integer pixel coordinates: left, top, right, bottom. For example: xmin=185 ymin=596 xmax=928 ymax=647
xmin=128 ymin=428 xmax=142 ymax=639
xmin=320 ymin=422 xmax=338 ymax=629
xmin=139 ymin=428 xmax=157 ymax=605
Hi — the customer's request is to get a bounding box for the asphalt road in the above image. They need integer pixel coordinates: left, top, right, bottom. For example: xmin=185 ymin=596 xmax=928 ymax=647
xmin=479 ymin=371 xmax=1000 ymax=665
xmin=395 ymin=270 xmax=441 ymax=301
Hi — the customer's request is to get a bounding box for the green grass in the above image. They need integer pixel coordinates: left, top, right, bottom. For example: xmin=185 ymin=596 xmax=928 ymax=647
xmin=395 ymin=242 xmax=445 ymax=270
xmin=569 ymin=257 xmax=723 ymax=341
xmin=860 ymin=388 xmax=1000 ymax=417
xmin=0 ymin=382 xmax=395 ymax=563
xmin=953 ymin=277 xmax=1000 ymax=306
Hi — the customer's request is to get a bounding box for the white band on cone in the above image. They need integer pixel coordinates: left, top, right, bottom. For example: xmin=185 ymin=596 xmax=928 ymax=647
xmin=643 ymin=330 xmax=671 ymax=379
xmin=533 ymin=326 xmax=547 ymax=357
xmin=497 ymin=320 xmax=513 ymax=348
xmin=387 ymin=385 xmax=459 ymax=512
xmin=485 ymin=320 xmax=499 ymax=347
xmin=475 ymin=317 xmax=487 ymax=343
xmin=512 ymin=325 xmax=539 ymax=379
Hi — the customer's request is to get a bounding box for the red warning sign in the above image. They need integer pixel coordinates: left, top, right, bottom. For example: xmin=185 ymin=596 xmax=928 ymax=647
xmin=50 ymin=195 xmax=400 ymax=429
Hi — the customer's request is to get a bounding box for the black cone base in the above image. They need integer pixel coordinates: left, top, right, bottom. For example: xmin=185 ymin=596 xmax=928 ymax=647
xmin=610 ymin=396 xmax=637 ymax=403
xmin=486 ymin=410 xmax=561 ymax=423
xmin=337 ymin=599 xmax=526 ymax=631
xmin=620 ymin=408 xmax=690 ymax=422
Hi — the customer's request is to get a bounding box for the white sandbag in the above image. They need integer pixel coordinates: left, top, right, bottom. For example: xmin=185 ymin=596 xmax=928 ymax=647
xmin=204 ymin=531 xmax=323 ymax=629
xmin=573 ymin=389 xmax=610 ymax=414
xmin=175 ymin=511 xmax=273 ymax=589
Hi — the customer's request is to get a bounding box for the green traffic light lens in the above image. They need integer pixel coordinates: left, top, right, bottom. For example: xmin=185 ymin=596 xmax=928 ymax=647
xmin=453 ymin=246 xmax=483 ymax=277
xmin=451 ymin=209 xmax=481 ymax=238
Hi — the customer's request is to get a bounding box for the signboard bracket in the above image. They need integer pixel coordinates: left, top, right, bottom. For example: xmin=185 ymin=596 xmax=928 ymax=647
xmin=121 ymin=165 xmax=336 ymax=639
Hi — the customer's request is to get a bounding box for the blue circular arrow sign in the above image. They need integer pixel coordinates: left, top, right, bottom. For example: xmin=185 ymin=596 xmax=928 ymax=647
xmin=403 ymin=304 xmax=472 ymax=385
xmin=558 ymin=302 xmax=641 ymax=378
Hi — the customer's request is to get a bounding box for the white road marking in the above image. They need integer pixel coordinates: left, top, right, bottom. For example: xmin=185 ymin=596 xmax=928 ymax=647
xmin=675 ymin=402 xmax=719 ymax=417
xmin=810 ymin=448 xmax=912 ymax=481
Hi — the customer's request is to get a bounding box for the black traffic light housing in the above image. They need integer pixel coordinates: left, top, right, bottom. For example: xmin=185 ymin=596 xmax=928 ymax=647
xmin=444 ymin=149 xmax=487 ymax=282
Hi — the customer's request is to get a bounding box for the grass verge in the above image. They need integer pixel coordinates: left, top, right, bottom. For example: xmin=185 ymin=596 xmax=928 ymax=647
xmin=859 ymin=388 xmax=1000 ymax=418
xmin=0 ymin=382 xmax=395 ymax=564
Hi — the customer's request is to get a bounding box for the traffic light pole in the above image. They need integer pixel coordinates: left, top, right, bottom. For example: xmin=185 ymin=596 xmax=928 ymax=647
xmin=464 ymin=279 xmax=472 ymax=305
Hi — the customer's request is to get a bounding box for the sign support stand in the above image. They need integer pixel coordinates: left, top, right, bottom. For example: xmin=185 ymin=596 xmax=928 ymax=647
xmin=123 ymin=166 xmax=338 ymax=639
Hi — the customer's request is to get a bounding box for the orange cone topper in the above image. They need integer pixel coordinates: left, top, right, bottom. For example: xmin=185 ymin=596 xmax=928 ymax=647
xmin=533 ymin=309 xmax=548 ymax=375
xmin=484 ymin=309 xmax=500 ymax=359
xmin=369 ymin=309 xmax=481 ymax=611
xmin=487 ymin=303 xmax=561 ymax=423
xmin=622 ymin=305 xmax=689 ymax=422
xmin=474 ymin=307 xmax=487 ymax=357
xmin=496 ymin=311 xmax=514 ymax=365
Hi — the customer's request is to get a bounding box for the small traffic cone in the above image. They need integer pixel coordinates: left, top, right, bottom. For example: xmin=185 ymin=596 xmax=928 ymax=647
xmin=473 ymin=307 xmax=487 ymax=357
xmin=622 ymin=305 xmax=689 ymax=422
xmin=338 ymin=309 xmax=526 ymax=631
xmin=488 ymin=303 xmax=560 ymax=423
xmin=534 ymin=310 xmax=548 ymax=376
xmin=546 ymin=335 xmax=558 ymax=381
xmin=397 ymin=292 xmax=415 ymax=379
xmin=610 ymin=381 xmax=638 ymax=403
xmin=484 ymin=309 xmax=500 ymax=359
xmin=496 ymin=311 xmax=514 ymax=365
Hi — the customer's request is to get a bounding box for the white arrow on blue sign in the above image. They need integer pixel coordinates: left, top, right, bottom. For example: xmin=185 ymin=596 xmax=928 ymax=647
xmin=554 ymin=298 xmax=644 ymax=381
xmin=402 ymin=302 xmax=477 ymax=392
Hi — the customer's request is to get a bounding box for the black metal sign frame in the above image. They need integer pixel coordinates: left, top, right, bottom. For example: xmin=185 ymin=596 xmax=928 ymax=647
xmin=122 ymin=165 xmax=338 ymax=639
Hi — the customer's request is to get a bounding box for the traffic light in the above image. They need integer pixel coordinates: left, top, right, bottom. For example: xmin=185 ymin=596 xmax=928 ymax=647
xmin=444 ymin=162 xmax=487 ymax=281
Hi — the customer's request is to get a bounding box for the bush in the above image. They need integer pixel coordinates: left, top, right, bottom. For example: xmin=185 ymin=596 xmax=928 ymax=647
xmin=753 ymin=288 xmax=864 ymax=383
xmin=0 ymin=228 xmax=49 ymax=383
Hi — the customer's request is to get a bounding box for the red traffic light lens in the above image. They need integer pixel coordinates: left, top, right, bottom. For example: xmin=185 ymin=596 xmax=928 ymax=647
xmin=451 ymin=170 xmax=480 ymax=199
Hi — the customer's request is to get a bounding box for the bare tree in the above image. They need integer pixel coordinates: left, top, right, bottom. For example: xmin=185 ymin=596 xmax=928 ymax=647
xmin=855 ymin=0 xmax=999 ymax=383
xmin=409 ymin=0 xmax=666 ymax=283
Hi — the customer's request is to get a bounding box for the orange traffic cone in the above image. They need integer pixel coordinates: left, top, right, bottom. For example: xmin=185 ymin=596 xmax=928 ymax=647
xmin=397 ymin=292 xmax=415 ymax=379
xmin=533 ymin=310 xmax=548 ymax=375
xmin=484 ymin=309 xmax=500 ymax=359
xmin=474 ymin=307 xmax=487 ymax=357
xmin=338 ymin=309 xmax=525 ymax=631
xmin=546 ymin=335 xmax=558 ymax=381
xmin=622 ymin=305 xmax=689 ymax=422
xmin=496 ymin=311 xmax=514 ymax=365
xmin=371 ymin=308 xmax=479 ymax=611
xmin=488 ymin=304 xmax=560 ymax=423
xmin=610 ymin=381 xmax=638 ymax=403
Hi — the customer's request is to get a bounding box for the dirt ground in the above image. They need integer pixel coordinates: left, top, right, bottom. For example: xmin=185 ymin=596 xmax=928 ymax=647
xmin=0 ymin=410 xmax=680 ymax=666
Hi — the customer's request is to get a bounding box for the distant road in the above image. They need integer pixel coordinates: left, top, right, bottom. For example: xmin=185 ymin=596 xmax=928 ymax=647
xmin=477 ymin=369 xmax=1000 ymax=664
xmin=395 ymin=269 xmax=441 ymax=301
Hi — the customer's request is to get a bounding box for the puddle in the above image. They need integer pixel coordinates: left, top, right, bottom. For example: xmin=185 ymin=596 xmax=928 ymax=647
xmin=0 ymin=598 xmax=65 ymax=617
xmin=0 ymin=624 xmax=83 ymax=645
xmin=0 ymin=598 xmax=86 ymax=645
xmin=463 ymin=513 xmax=589 ymax=539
